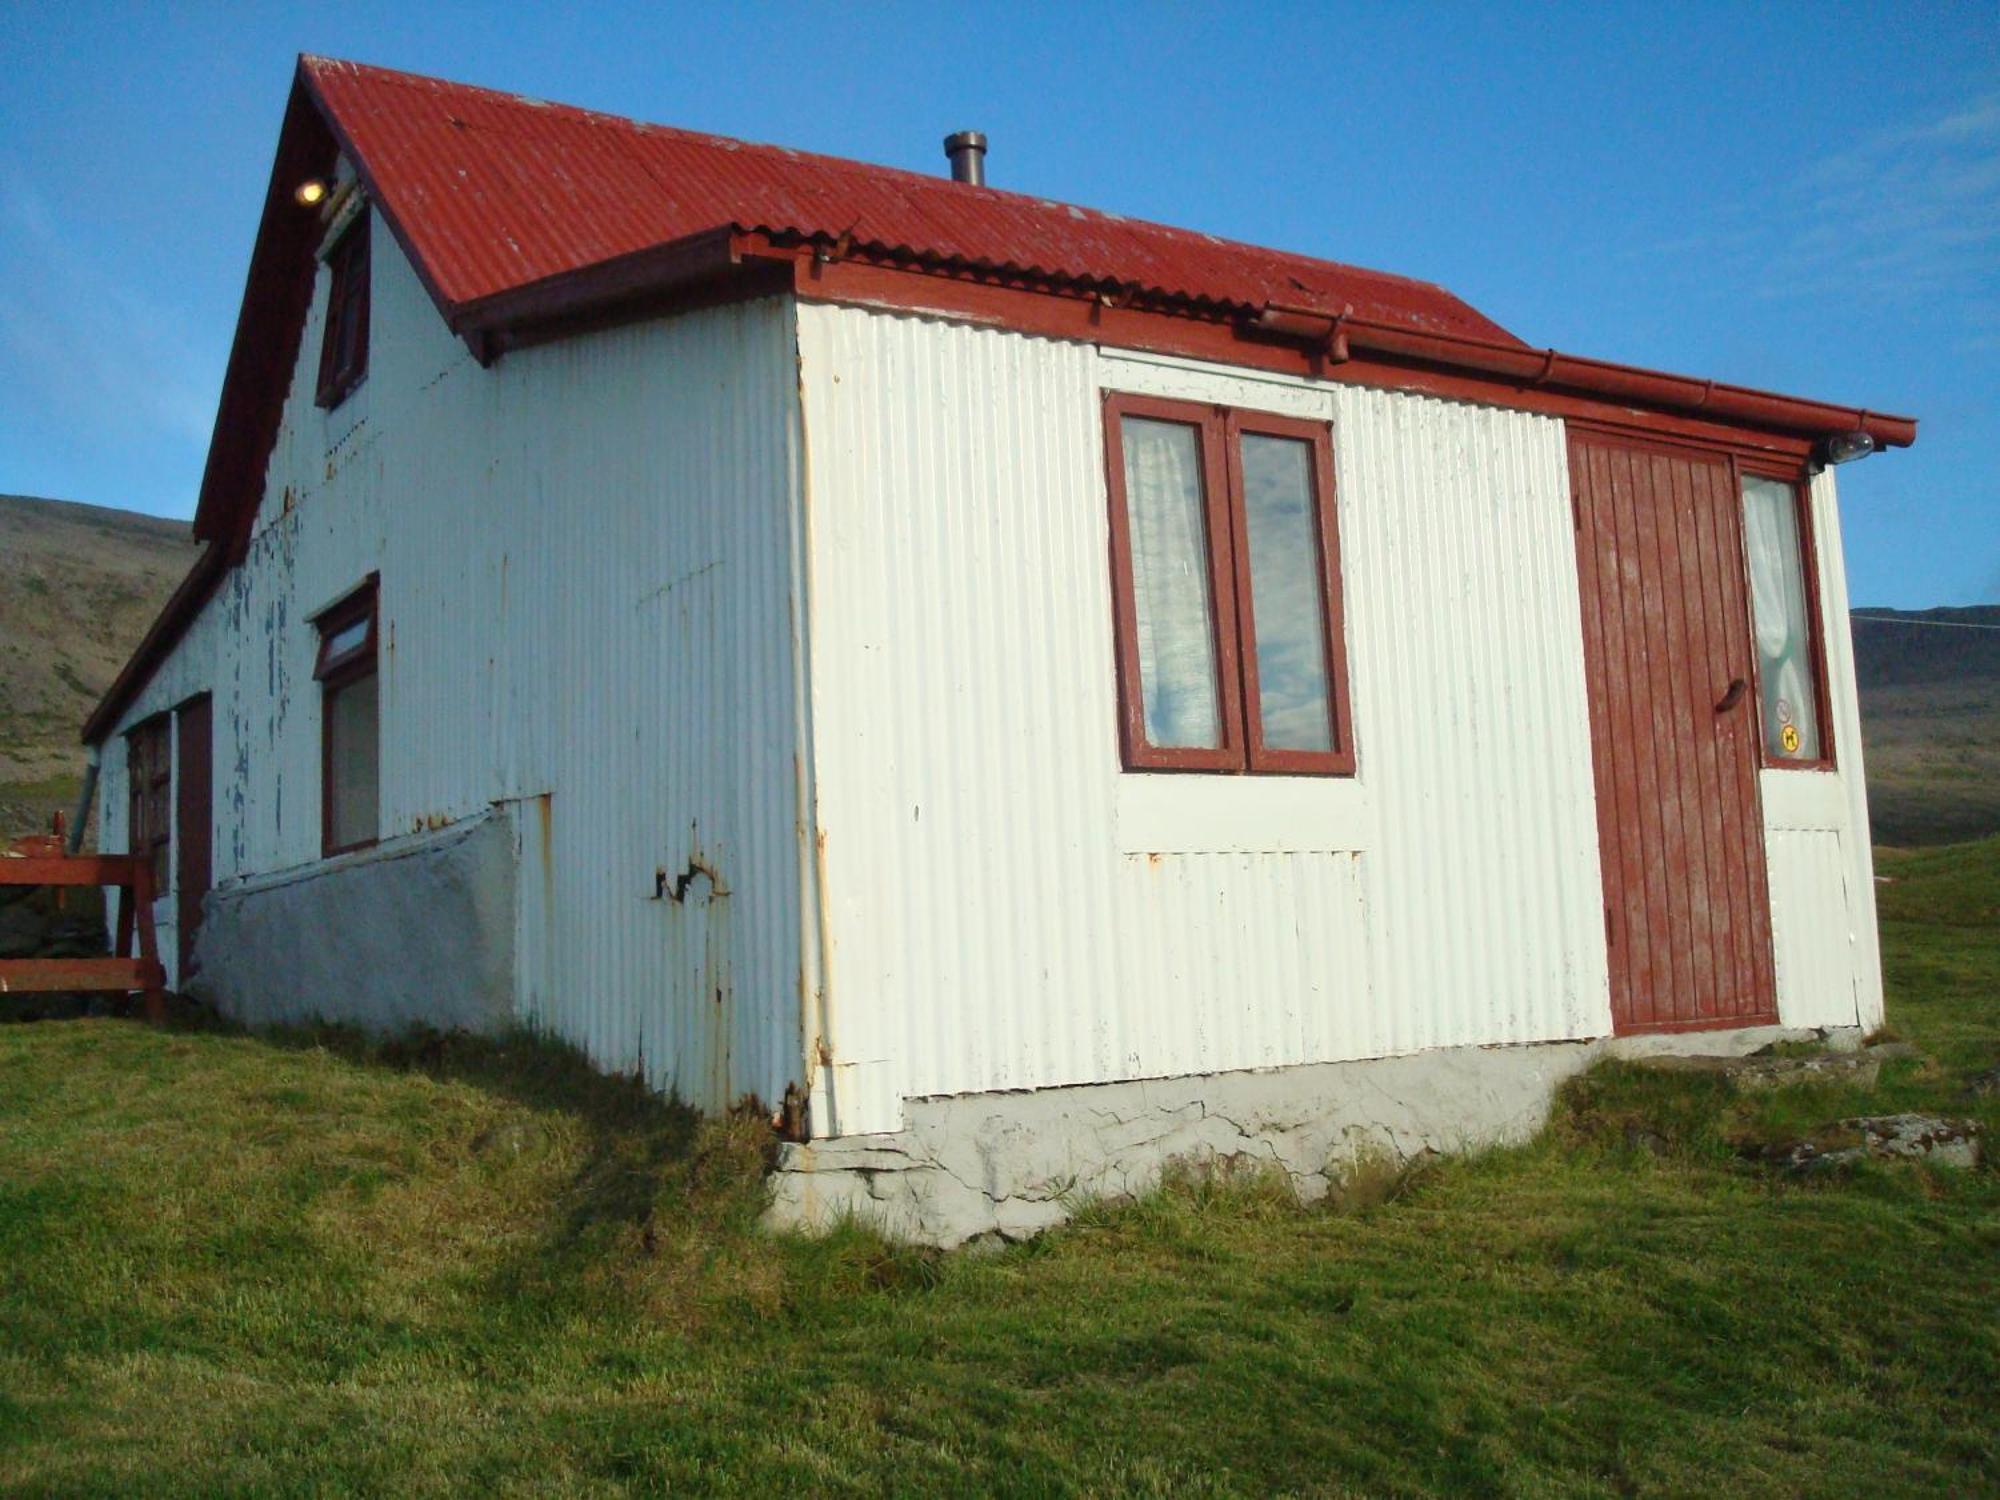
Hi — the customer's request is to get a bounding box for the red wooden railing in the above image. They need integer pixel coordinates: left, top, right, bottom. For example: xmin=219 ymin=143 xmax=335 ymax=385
xmin=0 ymin=850 xmax=167 ymax=1021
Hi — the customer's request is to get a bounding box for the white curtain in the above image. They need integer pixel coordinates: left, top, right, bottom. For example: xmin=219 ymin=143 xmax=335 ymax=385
xmin=1122 ymin=417 xmax=1221 ymax=748
xmin=1741 ymin=476 xmax=1820 ymax=759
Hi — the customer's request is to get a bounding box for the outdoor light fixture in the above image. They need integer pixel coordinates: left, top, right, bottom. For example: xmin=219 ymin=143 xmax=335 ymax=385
xmin=1814 ymin=430 xmax=1877 ymax=469
xmin=294 ymin=179 xmax=328 ymax=207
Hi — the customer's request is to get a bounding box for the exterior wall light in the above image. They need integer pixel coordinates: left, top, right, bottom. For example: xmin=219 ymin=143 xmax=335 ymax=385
xmin=294 ymin=179 xmax=328 ymax=208
xmin=1815 ymin=431 xmax=1877 ymax=469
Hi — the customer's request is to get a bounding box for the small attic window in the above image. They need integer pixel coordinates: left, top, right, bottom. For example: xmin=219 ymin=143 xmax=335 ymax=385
xmin=316 ymin=211 xmax=370 ymax=409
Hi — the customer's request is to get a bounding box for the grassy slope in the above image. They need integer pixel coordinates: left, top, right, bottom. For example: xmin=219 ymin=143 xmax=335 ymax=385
xmin=1 ymin=841 xmax=1995 ymax=1497
xmin=0 ymin=494 xmax=197 ymax=838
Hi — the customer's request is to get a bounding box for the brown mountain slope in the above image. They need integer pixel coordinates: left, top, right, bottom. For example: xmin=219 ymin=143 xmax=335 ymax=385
xmin=0 ymin=494 xmax=198 ymax=836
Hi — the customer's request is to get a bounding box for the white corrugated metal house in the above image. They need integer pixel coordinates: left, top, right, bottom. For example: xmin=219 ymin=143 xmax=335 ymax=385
xmin=89 ymin=58 xmax=1916 ymax=1243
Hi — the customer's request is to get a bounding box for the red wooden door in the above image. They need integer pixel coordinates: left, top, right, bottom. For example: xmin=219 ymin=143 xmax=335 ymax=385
xmin=1570 ymin=434 xmax=1777 ymax=1033
xmin=175 ymin=695 xmax=213 ymax=976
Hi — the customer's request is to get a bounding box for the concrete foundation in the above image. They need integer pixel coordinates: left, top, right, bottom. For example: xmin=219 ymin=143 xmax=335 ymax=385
xmin=187 ymin=810 xmax=515 ymax=1033
xmin=767 ymin=1023 xmax=1862 ymax=1247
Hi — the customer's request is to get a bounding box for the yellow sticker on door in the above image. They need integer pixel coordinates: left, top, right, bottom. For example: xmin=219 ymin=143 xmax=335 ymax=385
xmin=1780 ymin=723 xmax=1801 ymax=755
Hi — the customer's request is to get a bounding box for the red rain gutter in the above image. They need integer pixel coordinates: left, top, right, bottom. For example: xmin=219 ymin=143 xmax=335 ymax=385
xmin=1253 ymin=303 xmax=1915 ymax=449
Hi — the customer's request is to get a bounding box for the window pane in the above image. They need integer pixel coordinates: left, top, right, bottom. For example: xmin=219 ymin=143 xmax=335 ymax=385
xmin=322 ymin=616 xmax=369 ymax=663
xmin=1241 ymin=433 xmax=1334 ymax=751
xmin=1741 ymin=476 xmax=1821 ymax=761
xmin=1120 ymin=416 xmax=1223 ymax=748
xmin=327 ymin=670 xmax=379 ymax=849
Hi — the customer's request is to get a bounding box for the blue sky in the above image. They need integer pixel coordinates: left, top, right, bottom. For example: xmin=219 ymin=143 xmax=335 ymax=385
xmin=1 ymin=1 xmax=1994 ymax=607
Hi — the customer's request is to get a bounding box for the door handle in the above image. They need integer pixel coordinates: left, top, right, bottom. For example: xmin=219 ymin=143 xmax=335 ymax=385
xmin=1714 ymin=677 xmax=1747 ymax=714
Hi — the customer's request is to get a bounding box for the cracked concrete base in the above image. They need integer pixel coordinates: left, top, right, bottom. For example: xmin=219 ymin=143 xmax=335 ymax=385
xmin=767 ymin=1023 xmax=1863 ymax=1247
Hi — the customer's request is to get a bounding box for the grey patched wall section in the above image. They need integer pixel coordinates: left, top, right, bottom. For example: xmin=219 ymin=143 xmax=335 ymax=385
xmin=188 ymin=810 xmax=516 ymax=1033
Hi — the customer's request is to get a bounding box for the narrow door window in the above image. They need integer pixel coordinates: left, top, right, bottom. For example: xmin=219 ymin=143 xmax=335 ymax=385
xmin=1740 ymin=474 xmax=1827 ymax=766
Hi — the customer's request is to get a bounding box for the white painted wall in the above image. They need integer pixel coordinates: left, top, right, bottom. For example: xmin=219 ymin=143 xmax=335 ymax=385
xmin=101 ymin=213 xmax=810 ymax=1112
xmin=795 ymin=305 xmax=1612 ymax=1136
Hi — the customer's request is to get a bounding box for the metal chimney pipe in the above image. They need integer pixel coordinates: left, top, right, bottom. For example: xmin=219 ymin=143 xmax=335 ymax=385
xmin=943 ymin=130 xmax=987 ymax=185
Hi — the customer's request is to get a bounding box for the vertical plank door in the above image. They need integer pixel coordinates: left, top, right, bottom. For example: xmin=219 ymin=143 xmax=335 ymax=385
xmin=1570 ymin=434 xmax=1777 ymax=1033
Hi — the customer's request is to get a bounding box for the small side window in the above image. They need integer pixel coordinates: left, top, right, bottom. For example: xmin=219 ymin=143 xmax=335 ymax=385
xmin=315 ymin=212 xmax=370 ymax=409
xmin=1103 ymin=393 xmax=1355 ymax=775
xmin=1741 ymin=473 xmax=1830 ymax=767
xmin=314 ymin=579 xmax=379 ymax=854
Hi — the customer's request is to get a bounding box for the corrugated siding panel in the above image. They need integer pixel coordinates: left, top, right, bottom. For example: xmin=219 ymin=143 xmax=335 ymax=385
xmin=1341 ymin=389 xmax=1609 ymax=1055
xmin=104 ymin=225 xmax=806 ymax=1112
xmin=1764 ymin=827 xmax=1860 ymax=1029
xmin=798 ymin=305 xmax=1609 ymax=1134
xmin=1807 ymin=467 xmax=1884 ymax=1030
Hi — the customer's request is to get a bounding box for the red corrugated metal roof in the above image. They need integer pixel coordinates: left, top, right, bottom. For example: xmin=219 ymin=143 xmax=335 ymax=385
xmin=303 ymin=56 xmax=1523 ymax=344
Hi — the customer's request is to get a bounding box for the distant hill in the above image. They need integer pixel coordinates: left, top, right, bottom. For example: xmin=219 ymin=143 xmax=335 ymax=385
xmin=0 ymin=494 xmax=198 ymax=838
xmin=1850 ymin=605 xmax=2000 ymax=847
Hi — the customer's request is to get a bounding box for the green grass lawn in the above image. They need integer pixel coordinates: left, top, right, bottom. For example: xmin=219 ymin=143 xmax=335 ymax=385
xmin=2 ymin=844 xmax=1996 ymax=1497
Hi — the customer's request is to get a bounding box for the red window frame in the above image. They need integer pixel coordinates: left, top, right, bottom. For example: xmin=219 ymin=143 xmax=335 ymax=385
xmin=125 ymin=715 xmax=171 ymax=891
xmin=1734 ymin=457 xmax=1836 ymax=772
xmin=315 ymin=212 xmax=370 ymax=409
xmin=1102 ymin=392 xmax=1356 ymax=776
xmin=313 ymin=576 xmax=380 ymax=856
